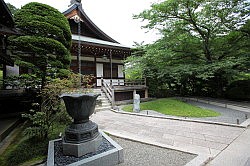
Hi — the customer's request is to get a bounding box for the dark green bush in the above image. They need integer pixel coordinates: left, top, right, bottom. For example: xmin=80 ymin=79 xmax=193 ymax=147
xmin=226 ymin=80 xmax=250 ymax=101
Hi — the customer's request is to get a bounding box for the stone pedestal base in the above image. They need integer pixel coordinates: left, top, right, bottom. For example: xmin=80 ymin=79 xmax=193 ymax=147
xmin=63 ymin=133 xmax=102 ymax=157
xmin=47 ymin=131 xmax=124 ymax=166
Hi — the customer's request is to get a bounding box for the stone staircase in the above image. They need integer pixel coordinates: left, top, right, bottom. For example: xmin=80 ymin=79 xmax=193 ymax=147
xmin=93 ymin=88 xmax=112 ymax=112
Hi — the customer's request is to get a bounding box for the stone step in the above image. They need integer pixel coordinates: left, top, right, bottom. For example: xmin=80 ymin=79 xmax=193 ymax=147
xmin=98 ymin=96 xmax=108 ymax=99
xmin=93 ymin=91 xmax=103 ymax=93
xmin=96 ymin=101 xmax=111 ymax=105
xmin=96 ymin=103 xmax=111 ymax=108
xmin=101 ymin=103 xmax=111 ymax=106
xmin=95 ymin=106 xmax=112 ymax=112
xmin=92 ymin=88 xmax=112 ymax=112
xmin=99 ymin=99 xmax=110 ymax=102
xmin=97 ymin=97 xmax=110 ymax=102
xmin=101 ymin=99 xmax=109 ymax=102
xmin=92 ymin=90 xmax=102 ymax=93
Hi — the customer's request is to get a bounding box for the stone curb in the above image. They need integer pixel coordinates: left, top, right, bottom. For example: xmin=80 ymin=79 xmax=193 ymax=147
xmin=111 ymin=109 xmax=249 ymax=128
xmin=104 ymin=130 xmax=212 ymax=166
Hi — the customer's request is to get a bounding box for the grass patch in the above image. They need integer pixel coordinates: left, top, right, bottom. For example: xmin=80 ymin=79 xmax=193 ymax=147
xmin=0 ymin=123 xmax=67 ymax=166
xmin=122 ymin=98 xmax=220 ymax=117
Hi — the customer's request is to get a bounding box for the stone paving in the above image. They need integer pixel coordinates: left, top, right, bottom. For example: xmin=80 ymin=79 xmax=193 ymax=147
xmin=91 ymin=110 xmax=245 ymax=164
xmin=207 ymin=128 xmax=250 ymax=166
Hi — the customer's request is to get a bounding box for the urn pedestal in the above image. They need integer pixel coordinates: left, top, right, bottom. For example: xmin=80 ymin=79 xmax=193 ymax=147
xmin=60 ymin=93 xmax=101 ymax=157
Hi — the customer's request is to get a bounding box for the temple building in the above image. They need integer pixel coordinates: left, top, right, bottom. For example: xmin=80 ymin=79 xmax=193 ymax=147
xmin=0 ymin=0 xmax=19 ymax=80
xmin=63 ymin=1 xmax=148 ymax=105
xmin=63 ymin=2 xmax=131 ymax=87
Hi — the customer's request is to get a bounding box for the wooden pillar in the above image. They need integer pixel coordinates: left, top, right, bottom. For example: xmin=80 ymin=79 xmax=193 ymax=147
xmin=110 ymin=49 xmax=112 ymax=86
xmin=94 ymin=53 xmax=97 ymax=87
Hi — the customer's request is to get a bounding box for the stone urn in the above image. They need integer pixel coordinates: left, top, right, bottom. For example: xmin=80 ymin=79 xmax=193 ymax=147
xmin=60 ymin=93 xmax=102 ymax=157
xmin=60 ymin=93 xmax=100 ymax=124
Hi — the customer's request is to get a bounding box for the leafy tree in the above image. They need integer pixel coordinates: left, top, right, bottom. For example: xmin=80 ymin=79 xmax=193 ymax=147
xmin=9 ymin=2 xmax=72 ymax=87
xmin=131 ymin=0 xmax=250 ymax=98
xmin=6 ymin=3 xmax=18 ymax=14
xmin=125 ymin=42 xmax=146 ymax=80
xmin=135 ymin=0 xmax=249 ymax=62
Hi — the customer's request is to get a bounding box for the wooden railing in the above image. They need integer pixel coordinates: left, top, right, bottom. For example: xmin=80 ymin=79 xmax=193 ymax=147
xmin=101 ymin=78 xmax=115 ymax=107
xmin=101 ymin=78 xmax=147 ymax=108
xmin=99 ymin=78 xmax=146 ymax=87
xmin=124 ymin=78 xmax=146 ymax=87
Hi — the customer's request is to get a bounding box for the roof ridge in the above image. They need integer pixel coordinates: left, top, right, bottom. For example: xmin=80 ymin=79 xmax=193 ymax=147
xmin=63 ymin=3 xmax=119 ymax=43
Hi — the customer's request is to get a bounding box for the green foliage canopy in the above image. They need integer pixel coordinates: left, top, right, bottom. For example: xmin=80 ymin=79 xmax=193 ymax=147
xmin=9 ymin=2 xmax=72 ymax=77
xmin=135 ymin=0 xmax=249 ymax=62
xmin=130 ymin=0 xmax=250 ymax=98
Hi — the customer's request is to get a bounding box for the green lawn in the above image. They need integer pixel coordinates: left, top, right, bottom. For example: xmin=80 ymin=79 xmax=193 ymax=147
xmin=122 ymin=98 xmax=220 ymax=117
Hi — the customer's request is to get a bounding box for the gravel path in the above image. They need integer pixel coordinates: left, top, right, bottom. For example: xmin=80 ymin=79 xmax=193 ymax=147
xmin=110 ymin=136 xmax=197 ymax=166
xmin=186 ymin=101 xmax=250 ymax=124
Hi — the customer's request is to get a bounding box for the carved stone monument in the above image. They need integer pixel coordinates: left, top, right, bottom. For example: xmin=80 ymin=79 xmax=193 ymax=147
xmin=47 ymin=92 xmax=124 ymax=165
xmin=133 ymin=94 xmax=140 ymax=113
xmin=60 ymin=93 xmax=101 ymax=157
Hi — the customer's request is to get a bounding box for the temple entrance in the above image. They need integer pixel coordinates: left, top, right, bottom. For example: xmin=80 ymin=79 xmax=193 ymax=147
xmin=96 ymin=63 xmax=103 ymax=86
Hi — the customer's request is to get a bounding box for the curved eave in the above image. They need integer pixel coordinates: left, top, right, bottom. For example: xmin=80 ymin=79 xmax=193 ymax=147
xmin=0 ymin=0 xmax=15 ymax=28
xmin=72 ymin=35 xmax=130 ymax=50
xmin=0 ymin=24 xmax=20 ymax=35
xmin=63 ymin=4 xmax=118 ymax=43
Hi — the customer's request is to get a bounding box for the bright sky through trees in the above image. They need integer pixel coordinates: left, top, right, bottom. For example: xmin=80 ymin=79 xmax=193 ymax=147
xmin=5 ymin=0 xmax=162 ymax=47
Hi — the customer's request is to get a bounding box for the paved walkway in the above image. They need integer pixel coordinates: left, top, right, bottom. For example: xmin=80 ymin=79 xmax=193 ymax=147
xmin=207 ymin=127 xmax=250 ymax=166
xmin=91 ymin=110 xmax=246 ymax=165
